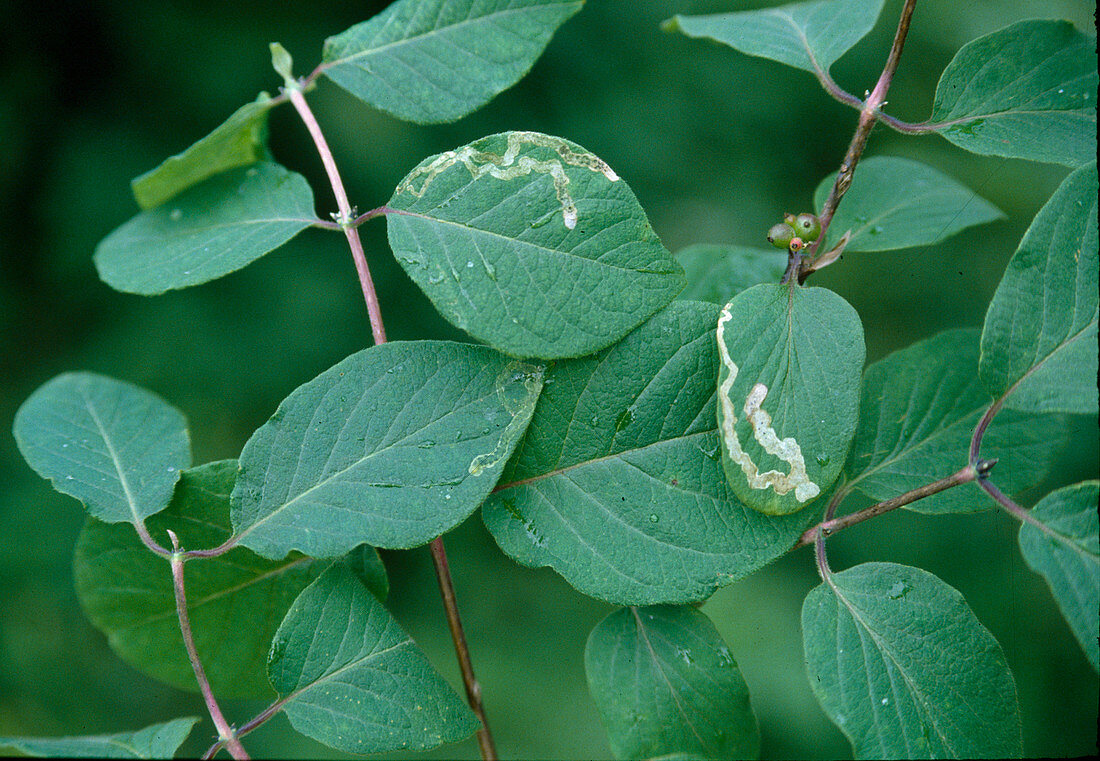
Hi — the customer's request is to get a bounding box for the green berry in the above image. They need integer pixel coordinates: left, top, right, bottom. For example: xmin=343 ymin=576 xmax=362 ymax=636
xmin=793 ymin=213 xmax=821 ymax=242
xmin=767 ymin=222 xmax=795 ymax=249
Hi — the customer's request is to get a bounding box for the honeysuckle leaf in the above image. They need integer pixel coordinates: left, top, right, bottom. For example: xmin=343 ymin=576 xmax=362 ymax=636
xmin=663 ymin=0 xmax=886 ymax=76
xmin=268 ymin=563 xmax=479 ymax=754
xmin=717 ymin=284 xmax=863 ymax=515
xmin=1018 ymin=481 xmax=1100 ymax=671
xmin=13 ymin=372 xmax=190 ymax=526
xmin=321 ymin=0 xmax=582 ymax=123
xmin=387 ymin=131 xmax=683 ymax=359
xmin=483 ymin=301 xmax=814 ymax=605
xmin=73 ymin=460 xmax=350 ymax=698
xmin=802 ymin=562 xmax=1022 ymax=759
xmin=232 ymin=341 xmax=543 ymax=559
xmin=813 ymin=156 xmax=1003 ymax=252
xmin=847 ymin=328 xmax=1073 ymax=514
xmin=130 ymin=93 xmax=275 ymax=210
xmin=675 ymin=244 xmax=786 ymax=305
xmin=980 ymin=161 xmax=1098 ymax=414
xmin=95 ymin=163 xmax=318 ymax=295
xmin=0 ymin=718 xmax=199 ymax=759
xmin=585 ymin=605 xmax=760 ymax=760
xmin=929 ymin=20 xmax=1098 ymax=167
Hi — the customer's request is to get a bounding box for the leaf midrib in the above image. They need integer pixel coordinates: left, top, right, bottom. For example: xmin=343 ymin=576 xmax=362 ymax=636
xmin=496 ymin=429 xmax=713 ymax=491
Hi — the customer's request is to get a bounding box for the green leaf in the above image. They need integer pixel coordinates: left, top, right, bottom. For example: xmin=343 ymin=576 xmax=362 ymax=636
xmin=585 ymin=605 xmax=759 ymax=760
xmin=268 ymin=563 xmax=479 ymax=754
xmin=980 ymin=162 xmax=1098 ymax=414
xmin=929 ymin=20 xmax=1097 ymax=167
xmin=0 ymin=717 xmax=199 ymax=759
xmin=73 ymin=460 xmax=341 ymax=699
xmin=812 ymin=156 xmax=1003 ymax=252
xmin=663 ymin=0 xmax=886 ymax=76
xmin=675 ymin=244 xmax=786 ymax=305
xmin=1018 ymin=481 xmax=1100 ymax=671
xmin=130 ymin=94 xmax=275 ymax=210
xmin=13 ymin=372 xmax=190 ymax=526
xmin=388 ymin=131 xmax=683 ymax=359
xmin=847 ymin=328 xmax=1073 ymax=514
xmin=232 ymin=341 xmax=543 ymax=559
xmin=95 ymin=163 xmax=318 ymax=295
xmin=802 ymin=562 xmax=1022 ymax=759
xmin=483 ymin=301 xmax=814 ymax=605
xmin=321 ymin=0 xmax=582 ymax=124
xmin=717 ymin=284 xmax=863 ymax=515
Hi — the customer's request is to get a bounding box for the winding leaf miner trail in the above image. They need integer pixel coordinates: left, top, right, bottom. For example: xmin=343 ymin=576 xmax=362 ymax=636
xmin=716 ymin=305 xmax=819 ymax=501
xmin=396 ymin=132 xmax=619 ymax=230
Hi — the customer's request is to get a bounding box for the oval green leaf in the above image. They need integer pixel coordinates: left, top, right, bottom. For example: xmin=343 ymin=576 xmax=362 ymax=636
xmin=585 ymin=605 xmax=760 ymax=760
xmin=268 ymin=563 xmax=479 ymax=754
xmin=929 ymin=20 xmax=1097 ymax=167
xmin=73 ymin=460 xmax=343 ymax=699
xmin=980 ymin=161 xmax=1098 ymax=414
xmin=321 ymin=0 xmax=582 ymax=124
xmin=232 ymin=341 xmax=543 ymax=559
xmin=802 ymin=562 xmax=1022 ymax=759
xmin=95 ymin=163 xmax=318 ymax=295
xmin=131 ymin=93 xmax=275 ymax=210
xmin=675 ymin=244 xmax=787 ymax=305
xmin=717 ymin=284 xmax=863 ymax=515
xmin=664 ymin=0 xmax=886 ymax=75
xmin=387 ymin=131 xmax=684 ymax=359
xmin=13 ymin=372 xmax=190 ymax=526
xmin=1018 ymin=481 xmax=1100 ymax=671
xmin=848 ymin=328 xmax=1073 ymax=513
xmin=812 ymin=156 xmax=1003 ymax=252
xmin=0 ymin=718 xmax=199 ymax=759
xmin=483 ymin=301 xmax=814 ymax=605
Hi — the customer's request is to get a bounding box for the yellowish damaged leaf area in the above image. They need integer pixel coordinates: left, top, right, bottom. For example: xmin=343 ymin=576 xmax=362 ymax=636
xmin=395 ymin=132 xmax=619 ymax=230
xmin=717 ymin=305 xmax=819 ymax=502
xmin=468 ymin=361 xmax=544 ymax=477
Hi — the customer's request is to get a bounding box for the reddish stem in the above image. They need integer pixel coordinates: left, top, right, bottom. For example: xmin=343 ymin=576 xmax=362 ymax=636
xmin=167 ymin=531 xmax=249 ymax=760
xmin=429 ymin=537 xmax=497 ymax=760
xmin=288 ymin=83 xmax=496 ymax=760
xmin=286 ymin=86 xmax=387 ymax=346
xmin=800 ymin=0 xmax=918 ymax=282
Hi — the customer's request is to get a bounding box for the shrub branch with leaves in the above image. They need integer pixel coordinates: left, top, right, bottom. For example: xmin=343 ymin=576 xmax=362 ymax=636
xmin=3 ymin=0 xmax=1097 ymax=759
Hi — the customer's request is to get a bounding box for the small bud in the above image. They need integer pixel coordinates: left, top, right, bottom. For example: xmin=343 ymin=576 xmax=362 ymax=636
xmin=767 ymin=222 xmax=795 ymax=249
xmin=793 ymin=213 xmax=822 ymax=242
xmin=270 ymin=42 xmax=296 ymax=89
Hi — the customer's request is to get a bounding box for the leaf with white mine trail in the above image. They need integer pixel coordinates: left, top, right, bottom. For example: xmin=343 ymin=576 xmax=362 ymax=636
xmin=387 ymin=131 xmax=684 ymax=359
xmin=717 ymin=284 xmax=863 ymax=515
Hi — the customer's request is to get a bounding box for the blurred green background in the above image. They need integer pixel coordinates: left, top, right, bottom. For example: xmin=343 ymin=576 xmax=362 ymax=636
xmin=2 ymin=0 xmax=1096 ymax=758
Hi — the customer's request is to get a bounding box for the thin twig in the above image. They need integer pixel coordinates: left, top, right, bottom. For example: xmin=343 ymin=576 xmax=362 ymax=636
xmin=287 ymin=86 xmax=387 ymax=346
xmin=167 ymin=531 xmax=249 ymax=760
xmin=430 ymin=537 xmax=497 ymax=760
xmin=203 ymin=698 xmax=289 ymax=760
xmin=969 ymin=395 xmax=1005 ymax=464
xmin=800 ymin=0 xmax=919 ymax=282
xmin=133 ymin=520 xmax=171 ymax=557
xmin=796 ymin=464 xmax=977 ymax=548
xmin=288 ymin=84 xmax=496 ymax=759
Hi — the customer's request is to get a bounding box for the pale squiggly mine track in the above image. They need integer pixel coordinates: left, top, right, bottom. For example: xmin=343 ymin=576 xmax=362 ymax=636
xmin=396 ymin=132 xmax=619 ymax=230
xmin=716 ymin=304 xmax=819 ymax=502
